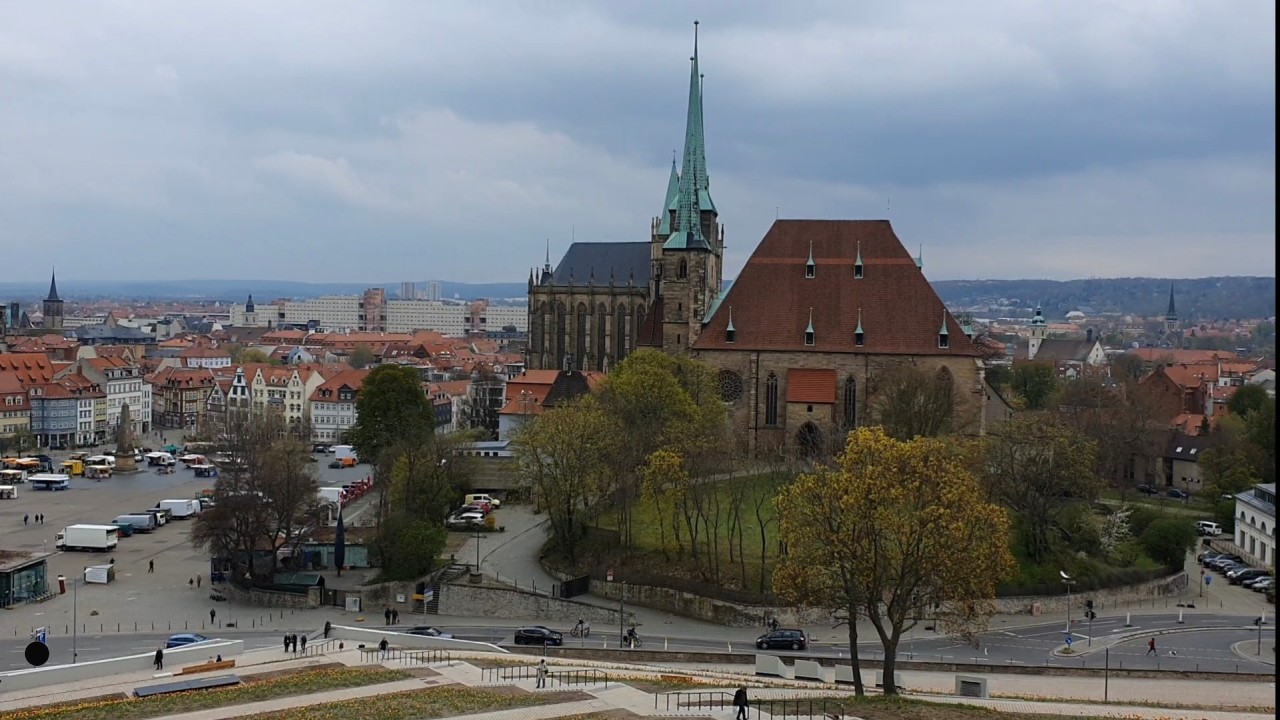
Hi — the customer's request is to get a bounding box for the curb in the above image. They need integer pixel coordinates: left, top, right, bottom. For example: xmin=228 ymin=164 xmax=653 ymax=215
xmin=1230 ymin=639 xmax=1276 ymax=666
xmin=1051 ymin=624 xmax=1266 ymax=657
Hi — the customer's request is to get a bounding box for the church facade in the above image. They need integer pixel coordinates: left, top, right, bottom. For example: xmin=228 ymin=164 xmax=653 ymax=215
xmin=525 ymin=32 xmax=990 ymax=453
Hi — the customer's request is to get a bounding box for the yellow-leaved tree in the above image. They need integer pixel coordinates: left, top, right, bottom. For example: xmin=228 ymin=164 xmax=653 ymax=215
xmin=774 ymin=427 xmax=1015 ymax=696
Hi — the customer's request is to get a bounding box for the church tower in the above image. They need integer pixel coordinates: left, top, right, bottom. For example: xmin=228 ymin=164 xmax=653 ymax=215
xmin=42 ymin=269 xmax=64 ymax=331
xmin=1163 ymin=282 xmax=1182 ymax=348
xmin=1027 ymin=304 xmax=1047 ymax=360
xmin=243 ymin=294 xmax=258 ymax=326
xmin=653 ymin=21 xmax=724 ymax=352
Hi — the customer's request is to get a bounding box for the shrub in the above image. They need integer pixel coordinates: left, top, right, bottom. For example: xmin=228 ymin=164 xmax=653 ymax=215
xmin=1141 ymin=518 xmax=1196 ymax=567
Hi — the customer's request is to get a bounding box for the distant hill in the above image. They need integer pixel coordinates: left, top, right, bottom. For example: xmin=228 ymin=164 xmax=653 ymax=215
xmin=0 ymin=279 xmax=530 ymax=304
xmin=933 ymin=277 xmax=1276 ymax=321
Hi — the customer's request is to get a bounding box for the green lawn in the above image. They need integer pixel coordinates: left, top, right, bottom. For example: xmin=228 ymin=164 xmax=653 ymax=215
xmin=239 ymin=686 xmax=570 ymax=720
xmin=8 ymin=667 xmax=411 ymax=720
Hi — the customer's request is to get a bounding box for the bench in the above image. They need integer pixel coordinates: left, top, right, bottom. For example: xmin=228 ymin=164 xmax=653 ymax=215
xmin=179 ymin=659 xmax=237 ymax=675
xmin=134 ymin=674 xmax=241 ymax=698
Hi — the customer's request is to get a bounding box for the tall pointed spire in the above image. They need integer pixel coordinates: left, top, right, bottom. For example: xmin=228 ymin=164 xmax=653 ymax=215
xmin=665 ymin=20 xmax=714 ymax=252
xmin=658 ymin=151 xmax=681 ymax=234
xmin=46 ymin=268 xmax=61 ymax=302
xmin=1166 ymin=281 xmax=1177 ymax=319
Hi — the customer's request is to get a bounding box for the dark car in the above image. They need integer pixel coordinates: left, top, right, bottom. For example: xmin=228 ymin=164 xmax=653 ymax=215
xmin=406 ymin=626 xmax=454 ymax=638
xmin=1136 ymin=485 xmax=1159 ymax=496
xmin=328 ymin=460 xmax=343 ymax=469
xmin=514 ymin=626 xmax=563 ymax=646
xmin=165 ymin=633 xmax=209 ymax=648
xmin=313 ymin=444 xmax=330 ymax=454
xmin=1228 ymin=568 xmax=1268 ymax=585
xmin=755 ymin=629 xmax=808 ymax=651
xmin=1166 ymin=488 xmax=1189 ymax=500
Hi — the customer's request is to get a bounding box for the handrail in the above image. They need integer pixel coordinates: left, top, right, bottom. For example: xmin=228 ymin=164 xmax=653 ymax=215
xmin=399 ymin=648 xmax=452 ymax=665
xmin=749 ymin=697 xmax=851 ymax=719
xmin=302 ymin=638 xmax=339 ymax=656
xmin=549 ymin=668 xmax=608 ymax=688
xmin=655 ymin=690 xmax=734 ymax=712
xmin=480 ymin=664 xmax=539 ymax=682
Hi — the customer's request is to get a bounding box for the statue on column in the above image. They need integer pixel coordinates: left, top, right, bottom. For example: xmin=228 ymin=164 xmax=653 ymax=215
xmin=114 ymin=402 xmax=139 ymax=472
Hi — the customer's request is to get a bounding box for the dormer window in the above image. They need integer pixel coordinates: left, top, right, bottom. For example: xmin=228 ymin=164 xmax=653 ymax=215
xmin=854 ymin=308 xmax=865 ymax=347
xmin=854 ymin=240 xmax=864 ymax=279
xmin=726 ymin=307 xmax=736 ymax=343
xmin=938 ymin=311 xmax=950 ymax=349
xmin=804 ymin=308 xmax=815 ymax=347
xmin=805 ymin=240 xmax=816 ymax=278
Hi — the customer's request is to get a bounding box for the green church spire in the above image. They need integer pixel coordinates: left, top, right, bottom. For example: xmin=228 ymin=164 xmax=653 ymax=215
xmin=666 ymin=21 xmax=714 ymax=252
xmin=658 ymin=152 xmax=680 ymax=235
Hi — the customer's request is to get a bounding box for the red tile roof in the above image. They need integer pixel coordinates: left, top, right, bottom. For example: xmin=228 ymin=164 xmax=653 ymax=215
xmin=0 ymin=353 xmax=56 ymax=385
xmin=786 ymin=369 xmax=836 ymax=404
xmin=1130 ymin=348 xmax=1237 ymax=364
xmin=693 ymin=220 xmax=978 ymax=357
xmin=309 ymin=368 xmax=371 ymax=403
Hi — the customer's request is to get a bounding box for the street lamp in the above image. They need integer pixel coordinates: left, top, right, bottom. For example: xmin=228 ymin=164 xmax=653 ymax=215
xmin=1060 ymin=571 xmax=1075 ymax=636
xmin=71 ymin=574 xmax=81 ymax=664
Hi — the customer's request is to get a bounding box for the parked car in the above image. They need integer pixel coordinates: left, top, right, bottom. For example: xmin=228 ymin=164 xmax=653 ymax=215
xmin=1216 ymin=562 xmax=1248 ymax=576
xmin=1166 ymin=488 xmax=1189 ymax=500
xmin=1209 ymin=555 xmax=1243 ymax=570
xmin=406 ymin=626 xmax=454 ymax=638
xmin=1249 ymin=577 xmax=1274 ymax=592
xmin=514 ymin=626 xmax=562 ymax=646
xmin=446 ymin=512 xmax=485 ymax=529
xmin=458 ymin=503 xmax=490 ymax=515
xmin=755 ymin=629 xmax=808 ymax=651
xmin=312 ymin=444 xmax=330 ymax=454
xmin=165 ymin=633 xmax=209 ymax=648
xmin=328 ymin=460 xmax=344 ymax=469
xmin=1198 ymin=551 xmax=1224 ymax=564
xmin=1228 ymin=568 xmax=1268 ymax=585
xmin=1195 ymin=521 xmax=1222 ymax=537
xmin=1136 ymin=485 xmax=1159 ymax=496
xmin=1243 ymin=575 xmax=1273 ymax=589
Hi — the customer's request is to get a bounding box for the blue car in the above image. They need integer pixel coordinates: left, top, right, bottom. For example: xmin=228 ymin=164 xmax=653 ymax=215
xmin=165 ymin=633 xmax=209 ymax=648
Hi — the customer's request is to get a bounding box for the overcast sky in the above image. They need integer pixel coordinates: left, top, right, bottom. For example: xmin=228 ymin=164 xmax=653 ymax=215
xmin=2 ymin=1 xmax=1274 ymax=285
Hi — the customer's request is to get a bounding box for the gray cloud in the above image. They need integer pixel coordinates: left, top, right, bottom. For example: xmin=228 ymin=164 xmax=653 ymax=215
xmin=0 ymin=0 xmax=1273 ymax=285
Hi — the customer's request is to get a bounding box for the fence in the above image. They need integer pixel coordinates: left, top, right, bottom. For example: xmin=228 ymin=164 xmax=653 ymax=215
xmin=10 ymin=609 xmax=302 ymax=637
xmin=302 ymin=639 xmax=341 ymax=656
xmin=358 ymin=647 xmax=454 ymax=665
xmin=656 ymin=691 xmax=855 ymax=719
xmin=549 ymin=668 xmax=609 ymax=688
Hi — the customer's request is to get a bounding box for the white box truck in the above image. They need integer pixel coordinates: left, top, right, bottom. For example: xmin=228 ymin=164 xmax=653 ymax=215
xmin=114 ymin=513 xmax=158 ymax=532
xmin=319 ymin=487 xmax=345 ymax=505
xmin=332 ymin=445 xmax=359 ymax=463
xmin=56 ymin=524 xmax=119 ymax=552
xmin=158 ymin=499 xmax=201 ymax=519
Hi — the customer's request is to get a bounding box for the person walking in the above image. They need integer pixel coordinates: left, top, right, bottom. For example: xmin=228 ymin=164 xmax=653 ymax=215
xmin=209 ymin=608 xmax=217 ymax=626
xmin=148 ymin=559 xmax=154 ymax=573
xmin=378 ymin=637 xmax=389 ymax=660
xmin=324 ymin=620 xmax=332 ymax=639
xmin=733 ymin=687 xmax=749 ymax=720
xmin=196 ymin=575 xmax=201 ymax=588
xmin=384 ymin=607 xmax=392 ymax=625
xmin=1146 ymin=637 xmax=1156 ymax=656
xmin=300 ymin=634 xmax=307 ymax=653
xmin=189 ymin=577 xmax=194 ymax=589
xmin=283 ymin=633 xmax=290 ymax=653
xmin=23 ymin=514 xmax=28 ymax=526
xmin=535 ymin=659 xmax=548 ymax=689
xmin=769 ymin=617 xmax=779 ymax=632
xmin=392 ymin=608 xmax=399 ymax=625
xmin=154 ymin=646 xmax=164 ymax=671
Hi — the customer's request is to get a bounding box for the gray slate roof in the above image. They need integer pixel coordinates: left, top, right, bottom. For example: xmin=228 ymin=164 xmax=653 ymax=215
xmin=551 ymin=242 xmax=651 ymax=287
xmin=1034 ymin=338 xmax=1097 ymax=362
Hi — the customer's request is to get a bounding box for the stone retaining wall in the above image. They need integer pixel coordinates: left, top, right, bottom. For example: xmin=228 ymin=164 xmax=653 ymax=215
xmin=438 ymin=582 xmax=630 ymax=624
xmin=994 ymin=572 xmax=1190 ymax=615
xmin=223 ymin=582 xmax=321 ymax=609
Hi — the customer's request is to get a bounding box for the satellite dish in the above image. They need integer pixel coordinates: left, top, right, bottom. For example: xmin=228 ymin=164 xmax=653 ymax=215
xmin=1059 ymin=570 xmax=1071 ymax=580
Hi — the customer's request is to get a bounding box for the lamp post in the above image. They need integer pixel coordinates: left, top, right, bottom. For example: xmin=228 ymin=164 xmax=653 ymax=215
xmin=619 ymin=581 xmax=627 ymax=648
xmin=1060 ymin=570 xmax=1075 ymax=637
xmin=71 ymin=574 xmax=80 ymax=664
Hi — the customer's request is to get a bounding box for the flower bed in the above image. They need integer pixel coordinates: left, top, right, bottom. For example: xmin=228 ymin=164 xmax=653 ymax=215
xmin=6 ymin=667 xmax=411 ymax=720
xmin=238 ymin=686 xmax=564 ymax=720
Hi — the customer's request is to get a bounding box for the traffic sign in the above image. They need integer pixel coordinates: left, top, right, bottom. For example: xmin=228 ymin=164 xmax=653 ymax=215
xmin=1065 ymin=635 xmax=1073 ymax=646
xmin=1205 ymin=576 xmax=1212 ymax=586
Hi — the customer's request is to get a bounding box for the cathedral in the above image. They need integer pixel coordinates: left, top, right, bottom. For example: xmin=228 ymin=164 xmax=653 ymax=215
xmin=526 ymin=28 xmax=993 ymax=454
xmin=526 ymin=26 xmax=722 ymax=373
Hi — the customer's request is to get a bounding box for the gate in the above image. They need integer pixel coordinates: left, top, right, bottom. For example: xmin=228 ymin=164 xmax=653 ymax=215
xmin=323 ymin=588 xmax=358 ymax=608
xmin=559 ymin=575 xmax=591 ymax=599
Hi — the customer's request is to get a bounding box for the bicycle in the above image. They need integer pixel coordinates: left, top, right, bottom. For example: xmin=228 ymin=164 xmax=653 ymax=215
xmin=570 ymin=624 xmax=591 ymax=638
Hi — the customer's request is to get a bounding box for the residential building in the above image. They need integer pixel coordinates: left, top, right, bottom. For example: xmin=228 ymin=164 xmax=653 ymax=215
xmin=309 ymin=369 xmax=370 ymax=442
xmin=0 ymin=372 xmax=32 ymax=445
xmin=148 ymin=366 xmax=218 ymax=430
xmin=59 ymin=356 xmax=152 ymax=437
xmin=58 ymin=373 xmax=107 ymax=446
xmin=497 ymin=370 xmax=559 ymax=440
xmin=1234 ymin=483 xmax=1275 ymax=567
xmin=27 ymin=382 xmax=78 ymax=448
xmin=1156 ymin=432 xmax=1207 ymax=495
xmin=179 ymin=346 xmax=232 ymax=369
xmin=400 ymin=281 xmax=416 ymax=300
xmin=249 ymin=365 xmax=328 ymax=428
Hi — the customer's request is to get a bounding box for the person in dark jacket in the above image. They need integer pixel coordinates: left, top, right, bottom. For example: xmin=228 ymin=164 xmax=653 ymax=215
xmin=300 ymin=634 xmax=308 ymax=652
xmin=154 ymin=647 xmax=164 ymax=670
xmin=324 ymin=620 xmax=332 ymax=639
xmin=733 ymin=687 xmax=748 ymax=720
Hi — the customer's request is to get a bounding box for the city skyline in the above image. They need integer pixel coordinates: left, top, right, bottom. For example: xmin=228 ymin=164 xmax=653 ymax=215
xmin=1 ymin=1 xmax=1274 ymax=283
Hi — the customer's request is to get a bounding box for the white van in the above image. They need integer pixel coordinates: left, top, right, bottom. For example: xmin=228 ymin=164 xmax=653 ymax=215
xmin=1195 ymin=521 xmax=1222 ymax=537
xmin=464 ymin=493 xmax=501 ymax=509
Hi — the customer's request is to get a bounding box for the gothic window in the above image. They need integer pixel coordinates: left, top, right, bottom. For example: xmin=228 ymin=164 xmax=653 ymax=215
xmin=633 ymin=305 xmax=645 ymax=348
xmin=614 ymin=304 xmax=628 ymax=363
xmin=717 ymin=370 xmax=743 ymax=403
xmin=595 ymin=304 xmax=608 ymax=371
xmin=842 ymin=376 xmax=857 ymax=431
xmin=764 ymin=372 xmax=779 ymax=426
xmin=678 ymin=259 xmax=688 ymax=279
xmin=530 ymin=303 xmax=546 ymax=354
xmin=574 ymin=303 xmax=587 ymax=371
xmin=554 ymin=302 xmax=567 ymax=370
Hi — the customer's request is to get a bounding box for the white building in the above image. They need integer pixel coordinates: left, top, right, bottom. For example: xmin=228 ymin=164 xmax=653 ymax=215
xmin=386 ymin=300 xmax=470 ymax=335
xmin=1235 ymin=483 xmax=1276 ymax=567
xmin=231 ymin=295 xmax=528 ymax=335
xmin=309 ymin=369 xmax=369 ymax=442
xmin=62 ymin=356 xmax=152 ymax=437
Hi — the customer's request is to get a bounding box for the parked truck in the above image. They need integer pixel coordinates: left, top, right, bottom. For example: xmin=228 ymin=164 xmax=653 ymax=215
xmin=55 ymin=524 xmax=119 ymax=552
xmin=157 ymin=499 xmax=201 ymax=519
xmin=332 ymin=445 xmax=359 ymax=464
xmin=114 ymin=513 xmax=158 ymax=533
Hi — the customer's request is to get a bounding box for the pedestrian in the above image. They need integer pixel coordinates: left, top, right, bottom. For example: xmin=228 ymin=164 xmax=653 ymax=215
xmin=300 ymin=634 xmax=307 ymax=653
xmin=216 ymin=654 xmax=222 ymax=663
xmin=154 ymin=646 xmax=164 ymax=671
xmin=733 ymin=687 xmax=749 ymax=720
xmin=148 ymin=559 xmax=154 ymax=573
xmin=196 ymin=574 xmax=202 ymax=588
xmin=769 ymin=617 xmax=779 ymax=632
xmin=535 ymin=659 xmax=548 ymax=689
xmin=384 ymin=607 xmax=392 ymax=625
xmin=23 ymin=514 xmax=28 ymax=526
xmin=323 ymin=620 xmax=332 ymax=639
xmin=378 ymin=637 xmax=389 ymax=660
xmin=1146 ymin=637 xmax=1156 ymax=656
xmin=210 ymin=608 xmax=217 ymax=626
xmin=189 ymin=577 xmax=194 ymax=589
xmin=392 ymin=608 xmax=399 ymax=624
xmin=283 ymin=633 xmax=290 ymax=652
xmin=40 ymin=513 xmax=44 ymax=524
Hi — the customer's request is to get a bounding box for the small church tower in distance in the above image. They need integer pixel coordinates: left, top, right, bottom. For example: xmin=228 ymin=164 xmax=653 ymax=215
xmin=42 ymin=269 xmax=64 ymax=330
